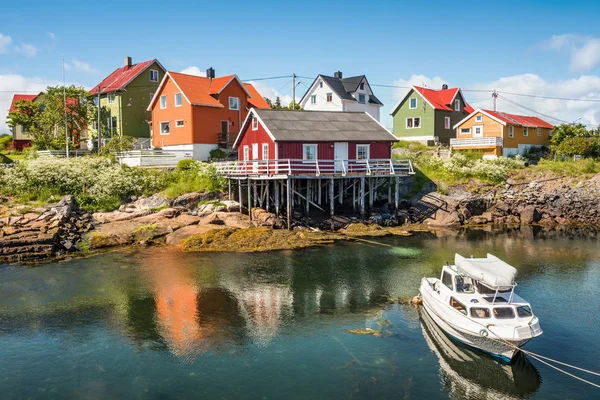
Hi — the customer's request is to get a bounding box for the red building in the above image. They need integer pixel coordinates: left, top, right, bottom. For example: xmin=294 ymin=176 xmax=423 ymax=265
xmin=9 ymin=93 xmax=41 ymax=151
xmin=233 ymin=109 xmax=398 ymax=175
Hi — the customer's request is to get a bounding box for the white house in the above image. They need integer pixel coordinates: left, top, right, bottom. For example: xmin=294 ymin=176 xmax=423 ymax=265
xmin=298 ymin=71 xmax=384 ymax=121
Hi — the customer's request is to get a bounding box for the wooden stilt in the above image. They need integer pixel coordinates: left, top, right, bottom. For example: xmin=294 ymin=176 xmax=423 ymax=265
xmin=339 ymin=179 xmax=343 ymax=205
xmin=329 ymin=178 xmax=335 ymax=230
xmin=247 ymin=178 xmax=252 ymax=219
xmin=228 ymin=179 xmax=231 ymax=200
xmin=388 ymin=178 xmax=392 ymax=207
xmin=353 ymin=179 xmax=356 ymax=212
xmin=318 ymin=179 xmax=322 ymax=205
xmin=238 ymin=179 xmax=243 ymax=212
xmin=286 ymin=177 xmax=292 ymax=230
xmin=395 ymin=176 xmax=400 ymax=223
xmin=274 ymin=180 xmax=279 ymax=216
xmin=305 ymin=179 xmax=310 ymax=216
xmin=368 ymin=178 xmax=373 ymax=209
xmin=266 ymin=181 xmax=270 ymax=212
xmin=360 ymin=177 xmax=365 ymax=219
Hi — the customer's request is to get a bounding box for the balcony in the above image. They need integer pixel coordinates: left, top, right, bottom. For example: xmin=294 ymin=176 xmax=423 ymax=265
xmin=450 ymin=137 xmax=503 ymax=148
xmin=218 ymin=132 xmax=236 ymax=149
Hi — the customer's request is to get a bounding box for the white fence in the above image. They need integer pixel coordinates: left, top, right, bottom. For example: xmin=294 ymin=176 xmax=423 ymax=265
xmin=37 ymin=150 xmax=91 ymax=158
xmin=450 ymin=137 xmax=503 ymax=147
xmin=215 ymin=158 xmax=414 ymax=177
xmin=117 ymin=150 xmax=193 ymax=167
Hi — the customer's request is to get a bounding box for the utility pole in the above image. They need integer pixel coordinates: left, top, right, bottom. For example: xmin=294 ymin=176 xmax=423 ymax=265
xmin=292 ymin=73 xmax=296 ymax=109
xmin=97 ymin=86 xmax=101 ymax=155
xmin=492 ymin=90 xmax=498 ymax=111
xmin=62 ymin=54 xmax=69 ymax=158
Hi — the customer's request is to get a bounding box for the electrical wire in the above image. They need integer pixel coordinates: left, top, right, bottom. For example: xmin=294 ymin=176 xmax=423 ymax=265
xmin=499 ymin=91 xmax=600 ymax=103
xmin=497 ymin=95 xmax=573 ymax=124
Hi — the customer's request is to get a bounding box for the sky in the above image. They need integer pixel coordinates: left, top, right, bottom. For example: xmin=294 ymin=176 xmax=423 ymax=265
xmin=2 ymin=0 xmax=600 ymax=133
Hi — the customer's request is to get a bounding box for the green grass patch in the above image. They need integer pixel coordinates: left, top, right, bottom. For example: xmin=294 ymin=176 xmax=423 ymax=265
xmin=393 ymin=140 xmax=434 ymax=152
xmin=530 ymin=158 xmax=600 ymax=176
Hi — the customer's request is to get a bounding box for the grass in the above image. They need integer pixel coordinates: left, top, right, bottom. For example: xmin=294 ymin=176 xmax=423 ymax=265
xmin=529 ymin=158 xmax=600 ymax=176
xmin=0 ymin=151 xmax=26 ymax=163
xmin=393 ymin=140 xmax=434 ymax=152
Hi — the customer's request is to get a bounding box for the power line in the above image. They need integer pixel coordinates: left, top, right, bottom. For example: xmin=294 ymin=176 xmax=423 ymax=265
xmin=499 ymin=91 xmax=600 ymax=103
xmin=497 ymin=95 xmax=573 ymax=124
xmin=242 ymin=75 xmax=292 ymax=82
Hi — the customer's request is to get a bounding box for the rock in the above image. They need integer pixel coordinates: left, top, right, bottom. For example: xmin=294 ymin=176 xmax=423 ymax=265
xmin=201 ymin=213 xmax=225 ymax=225
xmin=222 ymin=200 xmax=241 ymax=213
xmin=165 ymin=224 xmax=229 ymax=246
xmin=173 ymin=192 xmax=217 ymax=209
xmin=63 ymin=240 xmax=74 ymax=250
xmin=51 ymin=195 xmax=77 ymax=216
xmin=198 ymin=203 xmax=215 ymax=214
xmin=425 ymin=210 xmax=461 ymax=227
xmin=469 ymin=216 xmax=489 ymax=224
xmin=157 ymin=208 xmax=179 ymax=218
xmin=93 ymin=210 xmax=153 ymax=224
xmin=518 ymin=206 xmax=542 ymax=225
xmin=133 ymin=194 xmax=170 ymax=210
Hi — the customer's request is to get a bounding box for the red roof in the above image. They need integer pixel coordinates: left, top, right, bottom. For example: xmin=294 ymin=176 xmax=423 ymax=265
xmin=244 ymin=83 xmax=271 ymax=109
xmin=414 ymin=86 xmax=474 ymax=113
xmin=9 ymin=94 xmax=40 ymax=112
xmin=483 ymin=110 xmax=554 ymax=129
xmin=90 ymin=59 xmax=160 ymax=95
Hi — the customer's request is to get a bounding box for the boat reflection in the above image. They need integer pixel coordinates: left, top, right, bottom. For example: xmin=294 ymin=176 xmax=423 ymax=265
xmin=419 ymin=307 xmax=541 ymax=399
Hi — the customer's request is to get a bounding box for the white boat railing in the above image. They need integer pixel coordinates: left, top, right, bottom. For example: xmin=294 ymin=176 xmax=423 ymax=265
xmin=215 ymin=158 xmax=414 ymax=177
xmin=450 ymin=137 xmax=503 ymax=147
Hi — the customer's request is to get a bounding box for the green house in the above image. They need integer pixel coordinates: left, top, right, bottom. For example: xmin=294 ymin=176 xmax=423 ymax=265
xmin=89 ymin=57 xmax=166 ymax=144
xmin=390 ymin=85 xmax=474 ymax=145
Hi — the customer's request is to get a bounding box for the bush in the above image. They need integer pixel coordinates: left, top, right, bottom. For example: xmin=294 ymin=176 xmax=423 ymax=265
xmin=177 ymin=159 xmax=195 ymax=172
xmin=100 ymin=135 xmax=137 ymax=157
xmin=555 ymin=137 xmax=600 ymax=158
xmin=0 ymin=135 xmax=12 ymax=151
xmin=209 ymin=148 xmax=227 ymax=160
xmin=163 ymin=160 xmax=225 ymax=198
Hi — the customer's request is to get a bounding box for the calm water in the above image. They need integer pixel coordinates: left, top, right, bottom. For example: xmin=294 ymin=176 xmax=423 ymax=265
xmin=0 ymin=229 xmax=599 ymax=399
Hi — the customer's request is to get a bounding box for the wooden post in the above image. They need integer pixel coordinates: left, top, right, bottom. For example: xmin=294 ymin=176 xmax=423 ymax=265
xmin=329 ymin=178 xmax=335 ymax=229
xmin=274 ymin=180 xmax=280 ymax=216
xmin=318 ymin=179 xmax=322 ymax=205
xmin=339 ymin=179 xmax=343 ymax=205
xmin=247 ymin=178 xmax=252 ymax=219
xmin=286 ymin=177 xmax=292 ymax=230
xmin=368 ymin=178 xmax=373 ymax=209
xmin=266 ymin=181 xmax=270 ymax=212
xmin=353 ymin=178 xmax=356 ymax=212
xmin=238 ymin=179 xmax=243 ymax=212
xmin=228 ymin=179 xmax=232 ymax=200
xmin=253 ymin=181 xmax=258 ymax=208
xmin=388 ymin=178 xmax=392 ymax=207
xmin=305 ymin=180 xmax=310 ymax=216
xmin=360 ymin=177 xmax=365 ymax=219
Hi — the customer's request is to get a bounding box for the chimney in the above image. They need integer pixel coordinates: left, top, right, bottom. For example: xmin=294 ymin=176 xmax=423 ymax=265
xmin=442 ymin=84 xmax=448 ymax=90
xmin=334 ymin=70 xmax=342 ymax=79
xmin=206 ymin=67 xmax=215 ymax=79
xmin=124 ymin=56 xmax=132 ymax=69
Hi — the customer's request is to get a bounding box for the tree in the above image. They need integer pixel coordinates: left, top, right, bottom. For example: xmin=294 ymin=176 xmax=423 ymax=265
xmin=550 ymin=123 xmax=591 ymax=146
xmin=267 ymin=97 xmax=303 ymax=110
xmin=6 ymin=85 xmax=95 ymax=150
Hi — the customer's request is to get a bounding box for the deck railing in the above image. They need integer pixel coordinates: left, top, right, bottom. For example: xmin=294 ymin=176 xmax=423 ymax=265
xmin=215 ymin=158 xmax=414 ymax=177
xmin=37 ymin=149 xmax=90 ymax=158
xmin=116 ymin=150 xmax=193 ymax=167
xmin=450 ymin=137 xmax=503 ymax=147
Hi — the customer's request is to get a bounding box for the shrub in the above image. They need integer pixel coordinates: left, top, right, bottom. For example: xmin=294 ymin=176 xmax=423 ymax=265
xmin=555 ymin=137 xmax=600 ymax=158
xmin=209 ymin=148 xmax=227 ymax=160
xmin=176 ymin=159 xmax=195 ymax=171
xmin=100 ymin=135 xmax=137 ymax=157
xmin=163 ymin=160 xmax=225 ymax=198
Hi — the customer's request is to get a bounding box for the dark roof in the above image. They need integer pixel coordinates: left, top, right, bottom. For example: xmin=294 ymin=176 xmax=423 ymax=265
xmin=320 ymin=75 xmax=355 ymax=101
xmin=300 ymin=74 xmax=384 ymax=106
xmin=252 ymin=109 xmax=397 ymax=142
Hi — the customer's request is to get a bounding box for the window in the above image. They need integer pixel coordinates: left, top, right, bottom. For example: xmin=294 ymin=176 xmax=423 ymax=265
xmin=243 ymin=146 xmax=249 ymax=161
xmin=455 ymin=276 xmax=474 ymax=293
xmin=537 ymin=127 xmax=542 ymax=136
xmin=252 ymin=143 xmax=259 ymax=160
xmin=303 ymin=144 xmax=317 ymax=161
xmin=311 ymin=95 xmax=317 ymax=105
xmin=450 ymin=297 xmax=467 ymax=315
xmin=262 ymin=143 xmax=269 ymax=160
xmin=221 ymin=120 xmax=229 ymax=134
xmin=21 ymin=125 xmax=28 ymax=133
xmin=444 ymin=116 xmax=451 ymax=129
xmin=460 ymin=128 xmax=471 ymax=135
xmin=160 ymin=121 xmax=170 ymax=135
xmin=454 ymin=99 xmax=460 ymax=111
xmin=360 ymin=82 xmax=365 ymax=90
xmin=174 ymin=93 xmax=182 ymax=107
xmin=517 ymin=306 xmax=533 ymax=318
xmin=475 ymin=115 xmax=483 ymax=122
xmin=229 ymin=97 xmax=239 ymax=110
xmin=470 ymin=307 xmax=491 ymax=319
xmin=319 ymin=81 xmax=323 ymax=88
xmin=409 ymin=98 xmax=417 ymax=109
xmin=406 ymin=117 xmax=421 ymax=129
xmin=508 ymin=126 xmax=514 ymax=138
xmin=160 ymin=95 xmax=167 ymax=109
xmin=176 ymin=120 xmax=184 ymax=127
xmin=493 ymin=307 xmax=515 ymax=319
xmin=441 ymin=271 xmax=453 ymax=290
xmin=252 ymin=116 xmax=258 ymax=131
xmin=93 ymin=97 xmax=98 ymax=106
xmin=107 ymin=93 xmax=115 ymax=104
xmin=326 ymin=93 xmax=333 ymax=102
xmin=92 ymin=120 xmax=98 ymax=130
xmin=150 ymin=70 xmax=159 ymax=82
xmin=356 ymin=144 xmax=370 ymax=160
xmin=473 ymin=125 xmax=483 ymax=137
xmin=523 ymin=127 xmax=529 ymax=136
xmin=110 ymin=116 xmax=117 ymax=129
xmin=358 ymin=94 xmax=366 ymax=103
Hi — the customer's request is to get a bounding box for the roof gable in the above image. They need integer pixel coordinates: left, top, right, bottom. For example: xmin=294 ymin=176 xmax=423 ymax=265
xmin=9 ymin=94 xmax=41 ymax=112
xmin=243 ymin=83 xmax=271 ymax=109
xmin=90 ymin=59 xmax=165 ymax=95
xmin=390 ymin=85 xmax=474 ymax=115
xmin=453 ymin=108 xmax=554 ymax=129
xmin=299 ymin=74 xmax=383 ymax=106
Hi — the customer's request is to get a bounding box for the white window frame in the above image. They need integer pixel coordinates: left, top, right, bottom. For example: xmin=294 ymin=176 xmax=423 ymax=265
xmin=459 ymin=128 xmax=471 ymax=135
xmin=326 ymin=93 xmax=333 ymax=103
xmin=444 ymin=116 xmax=451 ymax=129
xmin=262 ymin=143 xmax=269 ymax=160
xmin=252 ymin=116 xmax=258 ymax=131
xmin=523 ymin=127 xmax=529 ymax=137
xmin=160 ymin=95 xmax=167 ymax=109
xmin=174 ymin=93 xmax=182 ymax=107
xmin=508 ymin=126 xmax=514 ymax=138
xmin=475 ymin=115 xmax=483 ymax=122
xmin=175 ymin=120 xmax=184 ymax=127
xmin=252 ymin=143 xmax=259 ymax=160
xmin=358 ymin=94 xmax=366 ymax=103
xmin=107 ymin=92 xmax=115 ymax=104
xmin=150 ymin=70 xmax=159 ymax=82
xmin=406 ymin=117 xmax=421 ymax=129
xmin=159 ymin=121 xmax=170 ymax=135
xmin=229 ymin=97 xmax=240 ymax=110
xmin=473 ymin=125 xmax=484 ymax=137
xmin=302 ymin=144 xmax=317 ymax=161
xmin=356 ymin=144 xmax=370 ymax=161
xmin=310 ymin=95 xmax=317 ymax=105
xmin=537 ymin=127 xmax=542 ymax=136
xmin=454 ymin=99 xmax=460 ymax=111
xmin=243 ymin=146 xmax=249 ymax=161
xmin=409 ymin=98 xmax=417 ymax=109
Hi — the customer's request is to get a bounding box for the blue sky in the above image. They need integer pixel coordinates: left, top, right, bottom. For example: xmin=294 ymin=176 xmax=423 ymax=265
xmin=2 ymin=0 xmax=600 ymax=131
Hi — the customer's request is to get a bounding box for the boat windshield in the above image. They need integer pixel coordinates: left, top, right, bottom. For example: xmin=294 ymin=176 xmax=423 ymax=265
xmin=455 ymin=275 xmax=475 ymax=293
xmin=517 ymin=305 xmax=533 ymax=318
xmin=493 ymin=307 xmax=515 ymax=319
xmin=475 ymin=281 xmax=512 ymax=294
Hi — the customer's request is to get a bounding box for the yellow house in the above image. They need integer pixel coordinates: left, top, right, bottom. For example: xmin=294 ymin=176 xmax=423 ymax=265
xmin=451 ymin=109 xmax=553 ymax=158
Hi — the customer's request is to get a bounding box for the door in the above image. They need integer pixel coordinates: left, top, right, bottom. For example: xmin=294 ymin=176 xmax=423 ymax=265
xmin=334 ymin=142 xmax=348 ymax=173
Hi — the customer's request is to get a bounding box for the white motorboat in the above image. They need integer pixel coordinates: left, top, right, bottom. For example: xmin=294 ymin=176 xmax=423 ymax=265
xmin=419 ymin=254 xmax=543 ymax=362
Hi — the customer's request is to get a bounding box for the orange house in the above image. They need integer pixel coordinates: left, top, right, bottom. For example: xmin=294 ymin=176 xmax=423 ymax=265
xmin=147 ymin=68 xmax=270 ymax=160
xmin=451 ymin=109 xmax=553 ymax=158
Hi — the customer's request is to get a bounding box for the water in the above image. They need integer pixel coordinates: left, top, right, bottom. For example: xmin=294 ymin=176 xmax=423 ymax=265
xmin=0 ymin=230 xmax=599 ymax=399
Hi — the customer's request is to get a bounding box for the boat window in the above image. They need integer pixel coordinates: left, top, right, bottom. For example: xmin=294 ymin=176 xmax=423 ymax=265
xmin=493 ymin=307 xmax=515 ymax=319
xmin=470 ymin=307 xmax=491 ymax=319
xmin=450 ymin=297 xmax=467 ymax=315
xmin=517 ymin=305 xmax=533 ymax=318
xmin=455 ymin=276 xmax=474 ymax=293
xmin=483 ymin=296 xmax=508 ymax=303
xmin=475 ymin=281 xmax=512 ymax=294
xmin=442 ymin=271 xmax=453 ymax=290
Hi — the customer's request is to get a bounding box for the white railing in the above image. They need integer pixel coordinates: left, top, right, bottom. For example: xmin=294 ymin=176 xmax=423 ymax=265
xmin=215 ymin=159 xmax=414 ymax=177
xmin=37 ymin=149 xmax=90 ymax=158
xmin=450 ymin=137 xmax=503 ymax=147
xmin=117 ymin=150 xmax=193 ymax=167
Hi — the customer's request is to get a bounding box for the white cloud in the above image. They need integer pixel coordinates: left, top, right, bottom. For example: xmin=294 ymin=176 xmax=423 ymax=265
xmin=72 ymin=59 xmax=96 ymax=73
xmin=541 ymin=34 xmax=600 ymax=72
xmin=247 ymin=80 xmax=292 ymax=106
xmin=0 ymin=74 xmax=62 ymax=133
xmin=391 ymin=74 xmax=448 ymax=101
xmin=180 ymin=66 xmax=205 ymax=76
xmin=47 ymin=32 xmax=56 ymax=40
xmin=0 ymin=33 xmax=37 ymax=57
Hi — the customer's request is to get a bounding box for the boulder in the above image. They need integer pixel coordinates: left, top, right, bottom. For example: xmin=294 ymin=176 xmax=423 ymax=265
xmin=469 ymin=216 xmax=489 ymax=225
xmin=518 ymin=205 xmax=542 ymax=225
xmin=200 ymin=213 xmax=225 ymax=225
xmin=173 ymin=192 xmax=217 ymax=209
xmin=198 ymin=203 xmax=215 ymax=214
xmin=165 ymin=224 xmax=229 ymax=246
xmin=222 ymin=200 xmax=241 ymax=213
xmin=133 ymin=194 xmax=170 ymax=210
xmin=157 ymin=208 xmax=180 ymax=218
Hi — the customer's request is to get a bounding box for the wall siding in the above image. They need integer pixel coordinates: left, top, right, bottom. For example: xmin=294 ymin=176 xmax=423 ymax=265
xmin=237 ymin=118 xmax=276 ymax=160
xmin=392 ymin=89 xmax=436 ymax=140
xmin=151 ymin=77 xmax=194 ymax=148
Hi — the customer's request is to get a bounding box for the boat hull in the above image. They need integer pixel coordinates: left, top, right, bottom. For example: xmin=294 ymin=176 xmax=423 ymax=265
xmin=421 ymin=295 xmax=530 ymax=362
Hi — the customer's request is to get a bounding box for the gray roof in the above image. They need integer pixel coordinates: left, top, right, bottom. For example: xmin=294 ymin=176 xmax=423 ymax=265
xmin=300 ymin=74 xmax=384 ymax=106
xmin=254 ymin=109 xmax=397 ymax=142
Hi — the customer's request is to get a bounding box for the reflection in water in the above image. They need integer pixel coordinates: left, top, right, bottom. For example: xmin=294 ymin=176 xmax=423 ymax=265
xmin=419 ymin=307 xmax=541 ymax=399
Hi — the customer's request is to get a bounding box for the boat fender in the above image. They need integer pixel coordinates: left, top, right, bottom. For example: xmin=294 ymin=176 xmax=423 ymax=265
xmin=411 ymin=296 xmax=422 ymax=306
xmin=479 ymin=329 xmax=488 ymax=337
